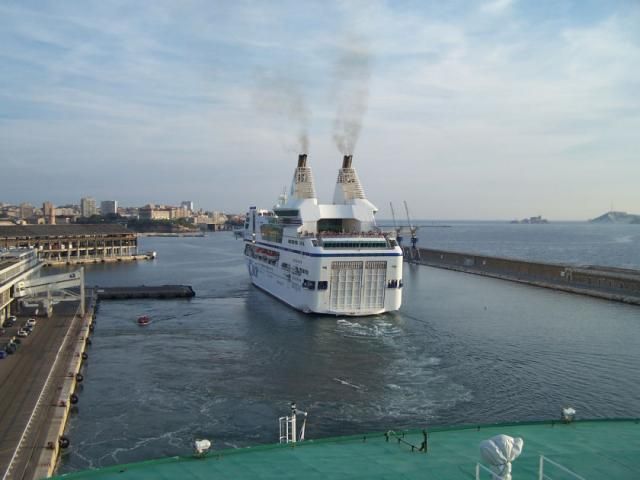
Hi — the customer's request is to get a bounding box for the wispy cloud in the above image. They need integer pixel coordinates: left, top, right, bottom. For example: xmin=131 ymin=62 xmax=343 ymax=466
xmin=481 ymin=0 xmax=514 ymax=14
xmin=0 ymin=1 xmax=638 ymax=219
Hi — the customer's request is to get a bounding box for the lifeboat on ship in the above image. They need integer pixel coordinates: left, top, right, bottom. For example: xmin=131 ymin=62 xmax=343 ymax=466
xmin=137 ymin=315 xmax=151 ymax=326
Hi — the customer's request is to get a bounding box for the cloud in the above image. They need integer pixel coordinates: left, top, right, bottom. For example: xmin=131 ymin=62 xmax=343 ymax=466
xmin=1 ymin=1 xmax=639 ymax=219
xmin=481 ymin=0 xmax=514 ymax=14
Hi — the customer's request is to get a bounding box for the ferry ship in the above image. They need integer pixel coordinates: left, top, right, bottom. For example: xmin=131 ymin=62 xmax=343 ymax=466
xmin=243 ymin=154 xmax=403 ymax=316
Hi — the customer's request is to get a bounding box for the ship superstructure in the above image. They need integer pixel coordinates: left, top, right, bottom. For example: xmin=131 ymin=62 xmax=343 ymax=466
xmin=243 ymin=154 xmax=403 ymax=315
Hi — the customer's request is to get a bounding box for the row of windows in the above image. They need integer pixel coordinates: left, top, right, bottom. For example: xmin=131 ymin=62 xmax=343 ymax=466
xmin=302 ymin=280 xmax=329 ymax=290
xmin=302 ymin=278 xmax=400 ymax=290
xmin=323 ymin=242 xmax=388 ymax=249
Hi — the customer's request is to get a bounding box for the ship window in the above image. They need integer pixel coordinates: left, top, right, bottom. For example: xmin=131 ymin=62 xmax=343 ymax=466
xmin=274 ymin=209 xmax=299 ymax=217
xmin=318 ymin=281 xmax=328 ymax=290
xmin=318 ymin=218 xmax=344 ymax=233
xmin=260 ymin=224 xmax=283 ymax=243
xmin=302 ymin=279 xmax=316 ymax=290
xmin=323 ymin=241 xmax=387 ymax=249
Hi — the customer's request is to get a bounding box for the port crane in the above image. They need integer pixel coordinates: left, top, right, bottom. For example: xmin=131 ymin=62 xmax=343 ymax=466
xmin=389 ymin=202 xmax=403 ymax=246
xmin=404 ymin=200 xmax=420 ymax=261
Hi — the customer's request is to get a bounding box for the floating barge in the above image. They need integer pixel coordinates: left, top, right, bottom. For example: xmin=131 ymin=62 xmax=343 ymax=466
xmin=95 ymin=285 xmax=195 ymax=300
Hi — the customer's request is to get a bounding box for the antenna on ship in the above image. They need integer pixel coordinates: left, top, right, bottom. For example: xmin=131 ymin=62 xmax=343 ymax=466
xmin=404 ymin=200 xmax=420 ymax=261
xmin=275 ymin=186 xmax=288 ymax=208
xmin=390 ymin=202 xmax=403 ymax=246
xmin=279 ymin=402 xmax=308 ymax=444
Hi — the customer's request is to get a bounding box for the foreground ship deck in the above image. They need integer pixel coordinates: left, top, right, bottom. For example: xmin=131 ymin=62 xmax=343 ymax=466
xmin=55 ymin=419 xmax=640 ymax=479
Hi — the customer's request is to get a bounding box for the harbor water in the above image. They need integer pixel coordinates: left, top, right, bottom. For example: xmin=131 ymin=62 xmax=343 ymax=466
xmin=59 ymin=222 xmax=640 ymax=472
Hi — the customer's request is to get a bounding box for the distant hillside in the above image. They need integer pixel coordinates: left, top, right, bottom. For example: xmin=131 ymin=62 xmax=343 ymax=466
xmin=590 ymin=211 xmax=640 ymax=224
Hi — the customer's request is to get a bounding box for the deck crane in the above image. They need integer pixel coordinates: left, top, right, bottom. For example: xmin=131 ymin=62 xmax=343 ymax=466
xmin=404 ymin=201 xmax=420 ymax=260
xmin=389 ymin=202 xmax=403 ymax=246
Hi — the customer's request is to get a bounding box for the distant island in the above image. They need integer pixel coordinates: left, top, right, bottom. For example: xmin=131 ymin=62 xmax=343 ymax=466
xmin=510 ymin=215 xmax=549 ymax=224
xmin=590 ymin=211 xmax=640 ymax=224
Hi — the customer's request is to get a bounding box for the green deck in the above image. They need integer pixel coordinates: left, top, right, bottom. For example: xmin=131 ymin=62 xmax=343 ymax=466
xmin=55 ymin=419 xmax=640 ymax=479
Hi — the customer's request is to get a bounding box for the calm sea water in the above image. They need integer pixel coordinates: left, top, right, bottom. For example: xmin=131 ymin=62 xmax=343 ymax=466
xmin=413 ymin=221 xmax=640 ymax=269
xmin=59 ymin=223 xmax=640 ymax=472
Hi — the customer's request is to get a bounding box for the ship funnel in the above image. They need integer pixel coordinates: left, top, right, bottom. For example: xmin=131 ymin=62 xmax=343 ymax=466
xmin=333 ymin=155 xmax=367 ymax=204
xmin=290 ymin=153 xmax=317 ymax=201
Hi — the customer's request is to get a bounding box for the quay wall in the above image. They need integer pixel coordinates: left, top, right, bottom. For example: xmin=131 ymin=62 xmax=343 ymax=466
xmin=32 ymin=297 xmax=96 ymax=480
xmin=43 ymin=252 xmax=154 ymax=267
xmin=406 ymin=247 xmax=640 ymax=306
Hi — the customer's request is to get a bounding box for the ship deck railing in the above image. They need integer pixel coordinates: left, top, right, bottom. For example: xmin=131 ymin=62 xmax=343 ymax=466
xmin=299 ymin=231 xmax=388 ymax=239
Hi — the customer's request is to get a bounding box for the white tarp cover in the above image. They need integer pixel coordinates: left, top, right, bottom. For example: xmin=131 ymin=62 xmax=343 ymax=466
xmin=194 ymin=439 xmax=211 ymax=455
xmin=479 ymin=434 xmax=524 ymax=480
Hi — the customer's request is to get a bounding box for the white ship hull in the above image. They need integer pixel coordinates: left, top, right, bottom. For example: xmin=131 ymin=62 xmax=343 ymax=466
xmin=244 ymin=240 xmax=402 ymax=316
xmin=243 ymin=153 xmax=404 ymax=316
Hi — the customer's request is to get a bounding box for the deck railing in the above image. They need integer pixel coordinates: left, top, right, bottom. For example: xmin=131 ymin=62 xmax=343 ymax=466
xmin=475 ymin=456 xmax=587 ymax=480
xmin=538 ymin=455 xmax=587 ymax=480
xmin=475 ymin=462 xmax=497 ymax=479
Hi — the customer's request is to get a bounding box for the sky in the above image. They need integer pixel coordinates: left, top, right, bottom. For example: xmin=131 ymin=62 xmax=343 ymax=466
xmin=1 ymin=0 xmax=639 ymax=220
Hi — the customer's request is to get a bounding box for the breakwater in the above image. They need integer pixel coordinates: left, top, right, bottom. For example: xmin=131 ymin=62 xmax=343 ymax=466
xmin=405 ymin=247 xmax=640 ymax=306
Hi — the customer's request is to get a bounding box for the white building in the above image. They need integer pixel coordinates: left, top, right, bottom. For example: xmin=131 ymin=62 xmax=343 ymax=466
xmin=80 ymin=197 xmax=97 ymax=217
xmin=101 ymin=200 xmax=118 ymax=215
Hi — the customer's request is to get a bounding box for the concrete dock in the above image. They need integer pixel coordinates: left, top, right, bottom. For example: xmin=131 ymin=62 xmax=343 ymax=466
xmin=405 ymin=247 xmax=640 ymax=305
xmin=43 ymin=252 xmax=155 ymax=267
xmin=95 ymin=285 xmax=195 ymax=300
xmin=0 ymin=297 xmax=95 ymax=480
xmin=0 ymin=283 xmax=194 ymax=479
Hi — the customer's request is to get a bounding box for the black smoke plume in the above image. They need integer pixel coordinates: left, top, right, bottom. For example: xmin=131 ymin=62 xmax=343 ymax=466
xmin=331 ymin=35 xmax=371 ymax=155
xmin=253 ymin=70 xmax=309 ymax=153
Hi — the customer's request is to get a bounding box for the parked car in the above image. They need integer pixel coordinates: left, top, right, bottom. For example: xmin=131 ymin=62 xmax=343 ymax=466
xmin=26 ymin=318 xmax=36 ymax=327
xmin=16 ymin=329 xmax=28 ymax=338
xmin=0 ymin=350 xmax=7 ymax=359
